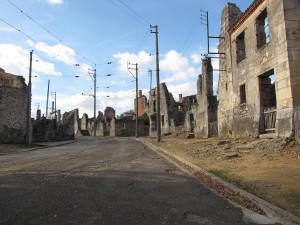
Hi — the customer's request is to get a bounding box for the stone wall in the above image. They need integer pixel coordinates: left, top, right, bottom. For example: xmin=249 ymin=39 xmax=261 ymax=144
xmin=147 ymin=83 xmax=178 ymax=136
xmin=218 ymin=0 xmax=300 ymax=138
xmin=0 ymin=69 xmax=28 ymax=143
xmin=32 ymin=109 xmax=77 ymax=142
xmin=194 ymin=58 xmax=218 ymax=138
xmin=115 ymin=119 xmax=145 ymax=137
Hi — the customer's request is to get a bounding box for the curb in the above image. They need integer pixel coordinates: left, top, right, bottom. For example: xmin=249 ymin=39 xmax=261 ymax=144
xmin=136 ymin=138 xmax=300 ymax=225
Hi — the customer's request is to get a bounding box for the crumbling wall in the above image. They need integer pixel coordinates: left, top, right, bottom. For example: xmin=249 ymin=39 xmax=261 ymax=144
xmin=194 ymin=58 xmax=218 ymax=138
xmin=0 ymin=69 xmax=28 ymax=143
xmin=62 ymin=109 xmax=78 ymax=140
xmin=217 ymin=0 xmax=299 ymax=138
xmin=147 ymin=83 xmax=178 ymax=137
xmin=217 ymin=3 xmax=242 ymax=137
xmin=115 ymin=119 xmax=145 ymax=137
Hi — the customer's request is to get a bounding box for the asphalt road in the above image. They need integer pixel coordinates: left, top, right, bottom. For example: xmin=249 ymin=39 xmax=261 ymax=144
xmin=0 ymin=137 xmax=250 ymax=225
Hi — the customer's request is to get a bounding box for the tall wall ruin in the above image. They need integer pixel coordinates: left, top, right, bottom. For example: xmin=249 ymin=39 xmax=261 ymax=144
xmin=0 ymin=68 xmax=28 ymax=143
xmin=193 ymin=58 xmax=218 ymax=138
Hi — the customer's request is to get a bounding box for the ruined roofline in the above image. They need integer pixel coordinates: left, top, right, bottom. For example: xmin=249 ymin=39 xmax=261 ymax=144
xmin=228 ymin=0 xmax=265 ymax=35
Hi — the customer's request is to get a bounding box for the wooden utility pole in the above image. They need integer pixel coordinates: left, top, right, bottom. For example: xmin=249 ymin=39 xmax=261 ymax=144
xmin=26 ymin=50 xmax=33 ymax=145
xmin=151 ymin=25 xmax=161 ymax=142
xmin=46 ymin=80 xmax=50 ymax=118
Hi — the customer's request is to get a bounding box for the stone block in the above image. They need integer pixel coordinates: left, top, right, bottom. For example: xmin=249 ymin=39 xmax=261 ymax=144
xmin=285 ymin=20 xmax=299 ymax=29
xmin=292 ymin=48 xmax=300 ymax=60
xmin=276 ymin=87 xmax=292 ymax=100
xmin=286 ymin=11 xmax=300 ymax=21
xmin=284 ymin=0 xmax=296 ymax=9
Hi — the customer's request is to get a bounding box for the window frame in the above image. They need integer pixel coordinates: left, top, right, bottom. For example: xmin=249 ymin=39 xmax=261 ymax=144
xmin=236 ymin=31 xmax=246 ymax=63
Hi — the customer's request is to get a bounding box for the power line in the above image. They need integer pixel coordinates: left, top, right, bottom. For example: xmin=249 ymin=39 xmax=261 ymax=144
xmin=180 ymin=14 xmax=202 ymax=54
xmin=0 ymin=17 xmax=92 ymax=75
xmin=208 ymin=0 xmax=227 ymax=17
xmin=6 ymin=0 xmax=96 ymax=66
xmin=117 ymin=0 xmax=151 ymax=26
xmin=179 ymin=0 xmax=228 ymax=56
xmin=135 ymin=29 xmax=151 ymax=53
xmin=107 ymin=0 xmax=149 ymax=27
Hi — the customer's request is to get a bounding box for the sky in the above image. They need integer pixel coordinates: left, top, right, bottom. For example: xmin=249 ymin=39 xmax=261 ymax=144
xmin=0 ymin=0 xmax=253 ymax=118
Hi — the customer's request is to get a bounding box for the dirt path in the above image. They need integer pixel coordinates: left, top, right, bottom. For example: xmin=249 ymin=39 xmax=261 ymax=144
xmin=144 ymin=136 xmax=300 ymax=217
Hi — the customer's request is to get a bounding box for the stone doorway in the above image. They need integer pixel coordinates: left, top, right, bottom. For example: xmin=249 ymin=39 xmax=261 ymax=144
xmin=259 ymin=70 xmax=277 ymax=134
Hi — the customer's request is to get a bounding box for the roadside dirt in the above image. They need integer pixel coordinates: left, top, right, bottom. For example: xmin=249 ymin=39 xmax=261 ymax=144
xmin=144 ymin=136 xmax=300 ymax=217
xmin=0 ymin=144 xmax=39 ymax=154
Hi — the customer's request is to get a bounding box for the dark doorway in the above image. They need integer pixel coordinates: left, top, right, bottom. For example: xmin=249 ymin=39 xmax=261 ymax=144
xmin=259 ymin=70 xmax=276 ymax=133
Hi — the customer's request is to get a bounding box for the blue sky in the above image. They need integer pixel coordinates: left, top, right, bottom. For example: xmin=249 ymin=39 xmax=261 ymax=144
xmin=0 ymin=0 xmax=253 ymax=118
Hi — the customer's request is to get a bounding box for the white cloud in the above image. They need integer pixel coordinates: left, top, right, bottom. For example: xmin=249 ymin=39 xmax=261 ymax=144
xmin=167 ymin=82 xmax=196 ymax=101
xmin=110 ymin=80 xmax=129 ymax=87
xmin=190 ymin=54 xmax=202 ymax=64
xmin=26 ymin=40 xmax=77 ymax=65
xmin=0 ymin=43 xmax=61 ymax=81
xmin=46 ymin=0 xmax=63 ymax=5
xmin=113 ymin=51 xmax=153 ymax=76
xmin=0 ymin=26 xmax=16 ymax=33
xmin=160 ymin=50 xmax=198 ymax=83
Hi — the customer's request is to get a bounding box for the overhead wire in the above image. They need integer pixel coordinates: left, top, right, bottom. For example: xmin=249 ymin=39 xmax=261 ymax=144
xmin=107 ymin=0 xmax=149 ymax=27
xmin=117 ymin=0 xmax=151 ymax=26
xmin=136 ymin=30 xmax=150 ymax=52
xmin=6 ymin=0 xmax=96 ymax=66
xmin=179 ymin=14 xmax=202 ymax=54
xmin=208 ymin=0 xmax=227 ymax=17
xmin=0 ymin=17 xmax=93 ymax=80
xmin=179 ymin=0 xmax=228 ymax=56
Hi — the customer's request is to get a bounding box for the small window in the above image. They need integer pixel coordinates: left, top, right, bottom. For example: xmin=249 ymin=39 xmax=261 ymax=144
xmin=153 ymin=100 xmax=156 ymax=112
xmin=161 ymin=115 xmax=164 ymax=126
xmin=256 ymin=9 xmax=270 ymax=48
xmin=240 ymin=84 xmax=246 ymax=104
xmin=236 ymin=31 xmax=246 ymax=63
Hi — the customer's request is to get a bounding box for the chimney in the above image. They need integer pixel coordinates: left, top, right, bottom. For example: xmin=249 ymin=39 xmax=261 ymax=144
xmin=139 ymin=90 xmax=142 ymax=98
xmin=36 ymin=109 xmax=41 ymax=120
xmin=179 ymin=94 xmax=183 ymax=102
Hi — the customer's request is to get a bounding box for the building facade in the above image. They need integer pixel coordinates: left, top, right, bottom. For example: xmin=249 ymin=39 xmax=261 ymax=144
xmin=218 ymin=0 xmax=300 ymax=138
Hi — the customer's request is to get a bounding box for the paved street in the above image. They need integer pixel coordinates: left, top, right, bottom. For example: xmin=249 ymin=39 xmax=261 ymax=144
xmin=0 ymin=137 xmax=250 ymax=225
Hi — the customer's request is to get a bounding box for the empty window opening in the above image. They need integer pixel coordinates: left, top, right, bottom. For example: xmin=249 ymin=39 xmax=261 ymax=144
xmin=260 ymin=70 xmax=276 ymax=109
xmin=240 ymin=84 xmax=246 ymax=104
xmin=236 ymin=31 xmax=246 ymax=63
xmin=256 ymin=9 xmax=270 ymax=48
xmin=153 ymin=100 xmax=156 ymax=112
xmin=161 ymin=115 xmax=165 ymax=126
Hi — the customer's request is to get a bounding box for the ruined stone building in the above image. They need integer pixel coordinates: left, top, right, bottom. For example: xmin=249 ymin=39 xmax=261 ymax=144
xmin=147 ymin=83 xmax=178 ymax=136
xmin=32 ymin=108 xmax=78 ymax=142
xmin=0 ymin=68 xmax=28 ymax=143
xmin=147 ymin=83 xmax=199 ymax=136
xmin=192 ymin=58 xmax=218 ymax=138
xmin=218 ymin=0 xmax=300 ymax=138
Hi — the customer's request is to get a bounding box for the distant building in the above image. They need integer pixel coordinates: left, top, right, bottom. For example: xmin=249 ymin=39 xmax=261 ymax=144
xmin=134 ymin=90 xmax=147 ymax=117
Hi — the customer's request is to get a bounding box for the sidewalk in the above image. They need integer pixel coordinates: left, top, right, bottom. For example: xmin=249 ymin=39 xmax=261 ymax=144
xmin=136 ymin=137 xmax=300 ymax=225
